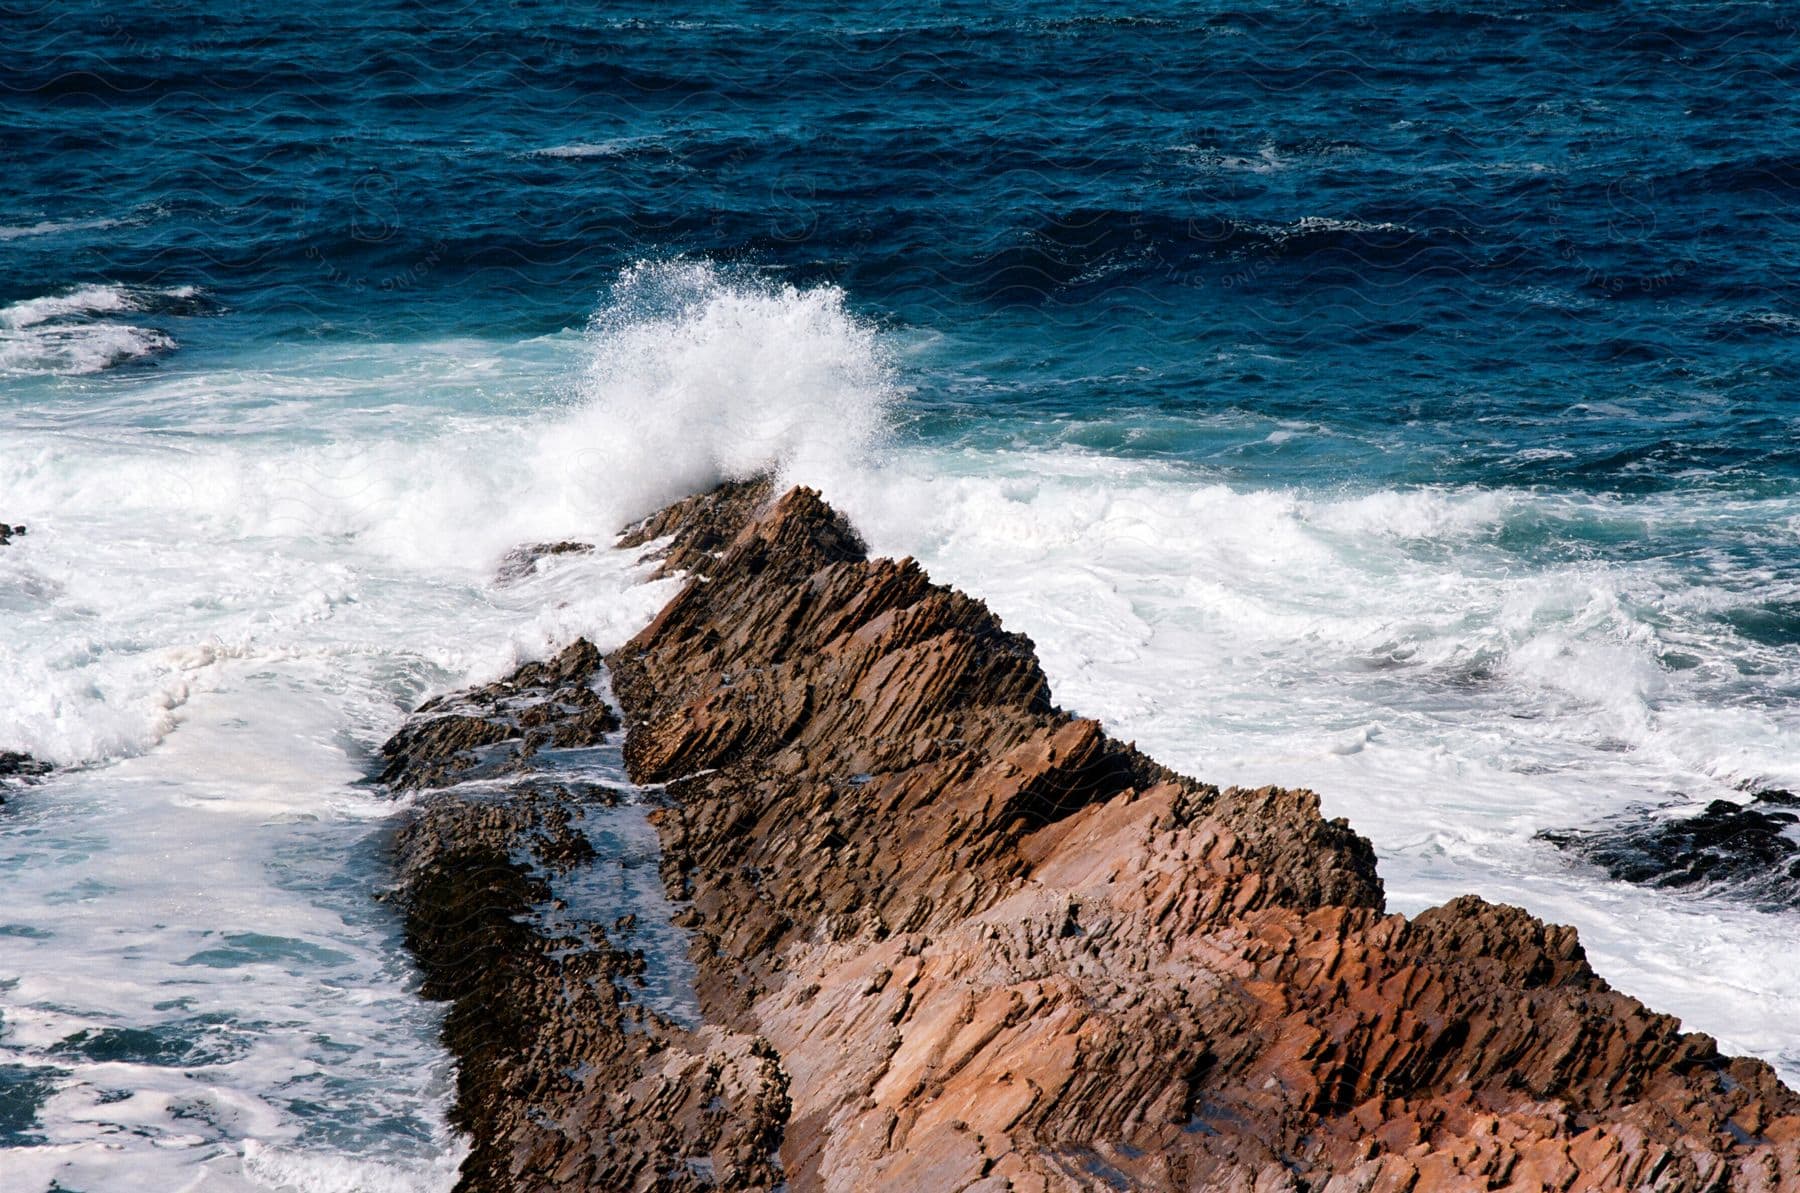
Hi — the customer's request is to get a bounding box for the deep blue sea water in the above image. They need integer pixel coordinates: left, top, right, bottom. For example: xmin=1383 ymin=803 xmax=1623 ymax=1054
xmin=3 ymin=3 xmax=1799 ymax=1188
xmin=9 ymin=2 xmax=1800 ymax=490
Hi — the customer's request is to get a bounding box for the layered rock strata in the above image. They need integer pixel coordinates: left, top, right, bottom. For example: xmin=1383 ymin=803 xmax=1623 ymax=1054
xmin=391 ymin=479 xmax=1800 ymax=1192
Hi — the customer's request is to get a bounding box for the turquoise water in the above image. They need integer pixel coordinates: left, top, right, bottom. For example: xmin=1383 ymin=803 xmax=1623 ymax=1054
xmin=3 ymin=3 xmax=1799 ymax=1188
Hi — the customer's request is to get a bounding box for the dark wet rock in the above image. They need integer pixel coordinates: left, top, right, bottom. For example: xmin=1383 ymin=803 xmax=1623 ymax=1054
xmin=0 ymin=751 xmax=50 ymax=805
xmin=380 ymin=639 xmax=619 ymax=790
xmin=386 ymin=664 xmax=788 ymax=1190
xmin=0 ymin=523 xmax=23 ymax=546
xmin=0 ymin=751 xmax=47 ymax=778
xmin=1541 ymin=788 xmax=1800 ymax=910
xmin=397 ymin=485 xmax=1800 ymax=1192
xmin=496 ymin=539 xmax=592 ymax=584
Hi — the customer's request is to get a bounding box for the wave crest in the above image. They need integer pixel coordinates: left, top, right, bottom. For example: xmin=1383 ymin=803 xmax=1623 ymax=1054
xmin=0 ymin=284 xmax=199 ymax=376
xmin=553 ymin=260 xmax=899 ymax=523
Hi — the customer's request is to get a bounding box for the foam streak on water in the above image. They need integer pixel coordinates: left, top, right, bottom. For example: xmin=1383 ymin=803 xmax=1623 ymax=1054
xmin=0 ymin=674 xmax=465 ymax=1192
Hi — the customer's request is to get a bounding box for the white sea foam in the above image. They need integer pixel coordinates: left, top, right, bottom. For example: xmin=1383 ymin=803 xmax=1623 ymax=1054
xmin=555 ymin=259 xmax=898 ymax=519
xmin=0 ymin=321 xmax=175 ymax=375
xmin=1302 ymin=485 xmax=1518 ymax=539
xmin=0 ymin=672 xmax=467 ymax=1191
xmin=1266 ymin=215 xmax=1414 ymax=238
xmin=0 ymin=284 xmax=199 ymax=376
xmin=0 ymin=264 xmax=887 ymax=763
xmin=0 ymin=215 xmax=125 ymax=242
xmin=242 ymin=1137 xmax=469 ymax=1193
xmin=527 ymin=137 xmax=663 ymax=159
xmin=0 ymin=525 xmax=673 ymax=1189
xmin=0 ymin=284 xmax=143 ymax=327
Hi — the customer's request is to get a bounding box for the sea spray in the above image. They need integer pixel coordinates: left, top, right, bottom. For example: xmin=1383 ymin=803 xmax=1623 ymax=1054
xmin=557 ymin=259 xmax=900 ymax=521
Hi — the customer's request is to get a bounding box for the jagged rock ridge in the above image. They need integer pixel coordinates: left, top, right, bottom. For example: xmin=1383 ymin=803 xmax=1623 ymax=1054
xmin=390 ymin=479 xmax=1800 ymax=1192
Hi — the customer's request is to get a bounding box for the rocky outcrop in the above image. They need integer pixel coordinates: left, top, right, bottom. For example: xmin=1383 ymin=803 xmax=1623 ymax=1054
xmin=392 ymin=480 xmax=1800 ymax=1192
xmin=0 ymin=522 xmax=23 ymax=546
xmin=1542 ymin=789 xmax=1800 ymax=911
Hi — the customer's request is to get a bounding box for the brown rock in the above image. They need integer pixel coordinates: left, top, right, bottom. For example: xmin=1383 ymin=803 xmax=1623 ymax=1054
xmin=616 ymin=477 xmax=798 ymax=580
xmin=391 ymin=782 xmax=790 ymax=1192
xmin=602 ymin=482 xmax=1800 ymax=1191
xmin=385 ymin=633 xmax=791 ymax=1190
xmin=395 ymin=483 xmax=1800 ymax=1192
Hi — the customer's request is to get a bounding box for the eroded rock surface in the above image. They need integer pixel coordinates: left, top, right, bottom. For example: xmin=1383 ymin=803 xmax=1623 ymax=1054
xmin=395 ymin=481 xmax=1800 ymax=1192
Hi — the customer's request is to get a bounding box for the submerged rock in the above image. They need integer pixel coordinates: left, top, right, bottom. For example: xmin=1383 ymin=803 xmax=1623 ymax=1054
xmin=0 ymin=751 xmax=46 ymax=776
xmin=1541 ymin=788 xmax=1800 ymax=910
xmin=495 ymin=539 xmax=592 ymax=584
xmin=0 ymin=751 xmax=50 ymax=804
xmin=395 ymin=485 xmax=1800 ymax=1192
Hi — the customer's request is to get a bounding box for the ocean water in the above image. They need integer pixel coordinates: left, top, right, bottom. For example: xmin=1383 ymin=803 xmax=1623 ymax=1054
xmin=4 ymin=2 xmax=1799 ymax=1187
